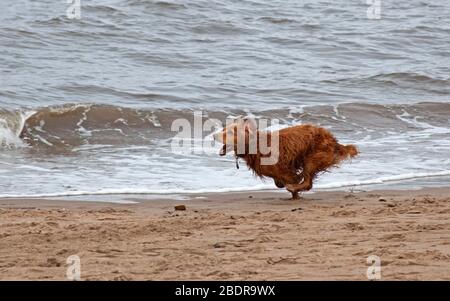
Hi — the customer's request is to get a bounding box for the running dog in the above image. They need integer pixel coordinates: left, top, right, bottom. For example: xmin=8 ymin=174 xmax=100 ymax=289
xmin=213 ymin=116 xmax=358 ymax=199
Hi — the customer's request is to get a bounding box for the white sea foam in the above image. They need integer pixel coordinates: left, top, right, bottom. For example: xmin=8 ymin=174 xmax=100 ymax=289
xmin=0 ymin=110 xmax=35 ymax=148
xmin=1 ymin=170 xmax=449 ymax=199
xmin=0 ymin=123 xmax=24 ymax=147
xmin=315 ymin=170 xmax=450 ymax=189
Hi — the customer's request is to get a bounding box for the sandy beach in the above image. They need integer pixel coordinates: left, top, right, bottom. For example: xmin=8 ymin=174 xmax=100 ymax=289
xmin=1 ymin=187 xmax=450 ymax=280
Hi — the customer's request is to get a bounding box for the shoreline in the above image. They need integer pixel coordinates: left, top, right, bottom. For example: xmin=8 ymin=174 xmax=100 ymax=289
xmin=1 ymin=186 xmax=450 ymax=280
xmin=2 ymin=171 xmax=450 ymax=200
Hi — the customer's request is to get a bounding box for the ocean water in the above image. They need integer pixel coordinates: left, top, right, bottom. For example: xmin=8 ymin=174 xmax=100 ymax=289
xmin=1 ymin=0 xmax=450 ymax=198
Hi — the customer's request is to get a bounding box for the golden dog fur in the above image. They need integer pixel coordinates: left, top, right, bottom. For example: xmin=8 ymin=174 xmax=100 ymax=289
xmin=213 ymin=117 xmax=358 ymax=199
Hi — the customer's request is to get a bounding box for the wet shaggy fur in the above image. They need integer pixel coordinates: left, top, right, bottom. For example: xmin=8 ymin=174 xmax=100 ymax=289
xmin=215 ymin=119 xmax=358 ymax=199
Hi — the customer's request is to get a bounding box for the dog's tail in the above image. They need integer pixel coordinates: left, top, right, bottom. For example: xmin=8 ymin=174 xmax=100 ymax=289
xmin=336 ymin=144 xmax=359 ymax=160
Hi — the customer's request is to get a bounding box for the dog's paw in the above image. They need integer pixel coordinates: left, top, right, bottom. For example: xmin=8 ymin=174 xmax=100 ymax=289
xmin=274 ymin=179 xmax=285 ymax=188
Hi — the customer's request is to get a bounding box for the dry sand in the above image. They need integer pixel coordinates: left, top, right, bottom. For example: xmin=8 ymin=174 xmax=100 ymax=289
xmin=1 ymin=187 xmax=450 ymax=280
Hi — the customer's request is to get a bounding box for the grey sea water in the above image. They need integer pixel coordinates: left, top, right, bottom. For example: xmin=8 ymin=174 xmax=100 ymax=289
xmin=1 ymin=0 xmax=450 ymax=197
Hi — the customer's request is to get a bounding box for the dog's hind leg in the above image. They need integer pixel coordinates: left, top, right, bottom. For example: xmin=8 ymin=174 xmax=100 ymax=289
xmin=290 ymin=190 xmax=300 ymax=200
xmin=285 ymin=162 xmax=318 ymax=196
xmin=276 ymin=171 xmax=304 ymax=200
xmin=284 ymin=176 xmax=305 ymax=200
xmin=286 ymin=151 xmax=335 ymax=195
xmin=285 ymin=174 xmax=313 ymax=197
xmin=273 ymin=168 xmax=302 ymax=191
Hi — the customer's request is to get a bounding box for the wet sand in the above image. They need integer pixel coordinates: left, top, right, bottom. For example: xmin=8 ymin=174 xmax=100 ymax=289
xmin=1 ymin=187 xmax=450 ymax=280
